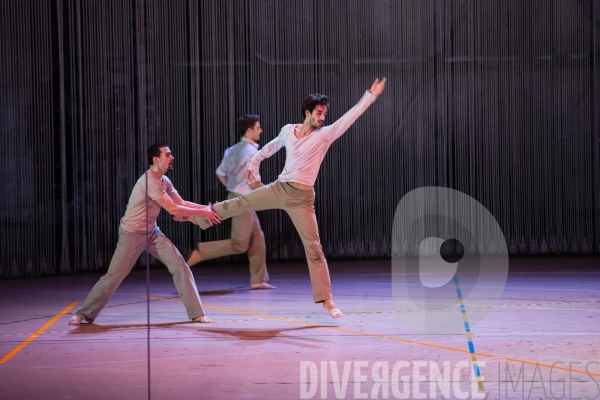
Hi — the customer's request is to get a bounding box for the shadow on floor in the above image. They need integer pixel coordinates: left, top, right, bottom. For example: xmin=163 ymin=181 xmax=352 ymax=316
xmin=194 ymin=325 xmax=335 ymax=348
xmin=67 ymin=321 xmax=202 ymax=334
xmin=198 ymin=286 xmax=251 ymax=296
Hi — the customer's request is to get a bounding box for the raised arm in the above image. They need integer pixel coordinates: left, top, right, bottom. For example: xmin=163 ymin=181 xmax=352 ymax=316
xmin=246 ymin=132 xmax=285 ymax=183
xmin=324 ymin=77 xmax=387 ymax=142
xmin=370 ymin=77 xmax=387 ymax=97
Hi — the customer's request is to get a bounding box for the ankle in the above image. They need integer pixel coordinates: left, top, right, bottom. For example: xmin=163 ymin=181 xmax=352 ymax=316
xmin=322 ymin=299 xmax=336 ymax=309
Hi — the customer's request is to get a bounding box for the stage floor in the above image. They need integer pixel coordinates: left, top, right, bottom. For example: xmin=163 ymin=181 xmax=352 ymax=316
xmin=1 ymin=256 xmax=599 ymax=400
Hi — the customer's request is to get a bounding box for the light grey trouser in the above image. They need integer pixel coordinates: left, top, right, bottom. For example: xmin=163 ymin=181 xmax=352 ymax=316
xmin=198 ymin=191 xmax=269 ymax=285
xmin=195 ymin=181 xmax=332 ymax=302
xmin=76 ymin=225 xmax=206 ymax=321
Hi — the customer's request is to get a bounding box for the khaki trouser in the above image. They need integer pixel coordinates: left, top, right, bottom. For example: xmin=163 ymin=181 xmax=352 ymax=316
xmin=76 ymin=226 xmax=206 ymax=321
xmin=198 ymin=191 xmax=269 ymax=285
xmin=195 ymin=180 xmax=332 ymax=302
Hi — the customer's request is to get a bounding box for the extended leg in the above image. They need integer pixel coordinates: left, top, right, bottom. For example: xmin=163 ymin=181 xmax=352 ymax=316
xmin=147 ymin=229 xmax=207 ymax=321
xmin=73 ymin=227 xmax=147 ymax=323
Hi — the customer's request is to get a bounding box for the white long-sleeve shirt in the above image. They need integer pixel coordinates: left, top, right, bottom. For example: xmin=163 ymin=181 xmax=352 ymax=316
xmin=247 ymin=90 xmax=377 ymax=187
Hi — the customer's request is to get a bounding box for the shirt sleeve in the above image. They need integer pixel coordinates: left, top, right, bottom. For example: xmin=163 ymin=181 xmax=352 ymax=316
xmin=322 ymin=90 xmax=377 ymax=142
xmin=242 ymin=146 xmax=258 ymax=170
xmin=246 ymin=131 xmax=286 ymax=182
xmin=147 ymin=173 xmax=175 ymax=201
xmin=215 ymin=149 xmax=229 ymax=177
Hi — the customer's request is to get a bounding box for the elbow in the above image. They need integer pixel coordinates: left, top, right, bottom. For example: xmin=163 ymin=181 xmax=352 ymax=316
xmin=164 ymin=205 xmax=182 ymax=216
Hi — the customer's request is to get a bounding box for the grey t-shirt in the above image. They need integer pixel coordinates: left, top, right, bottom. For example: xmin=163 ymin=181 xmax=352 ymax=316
xmin=120 ymin=170 xmax=177 ymax=234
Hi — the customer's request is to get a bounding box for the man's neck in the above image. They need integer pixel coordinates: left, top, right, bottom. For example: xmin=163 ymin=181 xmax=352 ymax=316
xmin=242 ymin=135 xmax=256 ymax=145
xmin=297 ymin=121 xmax=316 ymax=138
xmin=149 ymin=165 xmax=164 ymax=178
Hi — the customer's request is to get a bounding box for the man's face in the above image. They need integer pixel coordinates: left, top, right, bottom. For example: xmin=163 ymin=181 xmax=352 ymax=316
xmin=155 ymin=147 xmax=174 ymax=172
xmin=307 ymin=104 xmax=327 ymax=129
xmin=246 ymin=121 xmax=262 ymax=142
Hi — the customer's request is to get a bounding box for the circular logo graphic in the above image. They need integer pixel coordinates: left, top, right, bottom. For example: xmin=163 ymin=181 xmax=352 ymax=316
xmin=391 ymin=187 xmax=508 ymax=337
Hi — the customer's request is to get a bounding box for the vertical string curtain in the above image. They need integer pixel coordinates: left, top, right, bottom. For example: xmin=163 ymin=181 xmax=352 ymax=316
xmin=0 ymin=0 xmax=598 ymax=277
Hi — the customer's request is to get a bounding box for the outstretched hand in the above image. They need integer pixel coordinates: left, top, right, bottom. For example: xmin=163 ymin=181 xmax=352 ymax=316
xmin=370 ymin=77 xmax=387 ymax=97
xmin=203 ymin=202 xmax=223 ymax=225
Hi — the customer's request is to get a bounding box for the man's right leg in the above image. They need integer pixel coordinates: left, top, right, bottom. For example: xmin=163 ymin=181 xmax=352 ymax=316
xmin=73 ymin=226 xmax=146 ymax=323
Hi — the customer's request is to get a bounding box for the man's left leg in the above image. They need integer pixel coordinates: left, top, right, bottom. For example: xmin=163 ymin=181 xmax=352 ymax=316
xmin=147 ymin=228 xmax=208 ymax=321
xmin=283 ymin=189 xmax=342 ymax=317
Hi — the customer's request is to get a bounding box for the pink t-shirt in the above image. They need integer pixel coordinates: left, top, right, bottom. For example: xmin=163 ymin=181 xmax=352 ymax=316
xmin=120 ymin=170 xmax=178 ymax=234
xmin=247 ymin=91 xmax=377 ymax=186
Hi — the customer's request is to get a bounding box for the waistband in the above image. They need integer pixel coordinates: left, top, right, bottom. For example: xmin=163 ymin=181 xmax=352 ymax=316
xmin=278 ymin=180 xmax=315 ymax=196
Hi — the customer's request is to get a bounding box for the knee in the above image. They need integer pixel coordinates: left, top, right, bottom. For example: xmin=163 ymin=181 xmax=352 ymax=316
xmin=252 ymin=230 xmax=265 ymax=245
xmin=220 ymin=197 xmax=243 ymax=211
xmin=170 ymin=262 xmax=194 ymax=280
xmin=231 ymin=238 xmax=250 ymax=254
xmin=304 ymin=241 xmax=326 ymax=262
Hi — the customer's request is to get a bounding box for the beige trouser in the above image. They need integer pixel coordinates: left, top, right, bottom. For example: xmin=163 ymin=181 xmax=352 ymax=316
xmin=76 ymin=226 xmax=206 ymax=321
xmin=194 ymin=181 xmax=332 ymax=302
xmin=198 ymin=191 xmax=269 ymax=285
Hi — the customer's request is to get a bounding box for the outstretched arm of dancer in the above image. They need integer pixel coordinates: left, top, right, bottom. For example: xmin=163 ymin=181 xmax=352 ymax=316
xmin=158 ymin=192 xmax=222 ymax=225
xmin=324 ymin=77 xmax=387 ymax=142
xmin=370 ymin=77 xmax=387 ymax=97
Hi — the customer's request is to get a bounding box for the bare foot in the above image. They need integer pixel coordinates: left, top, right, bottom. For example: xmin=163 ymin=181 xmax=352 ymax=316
xmin=251 ymin=282 xmax=276 ymax=290
xmin=323 ymin=299 xmax=343 ymax=318
xmin=187 ymin=249 xmax=202 ymax=266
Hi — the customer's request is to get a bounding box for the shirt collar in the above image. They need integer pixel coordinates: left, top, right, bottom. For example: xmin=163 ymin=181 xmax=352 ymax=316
xmin=241 ymin=137 xmax=259 ymax=149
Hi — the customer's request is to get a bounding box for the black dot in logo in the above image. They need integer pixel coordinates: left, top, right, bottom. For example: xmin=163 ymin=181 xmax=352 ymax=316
xmin=440 ymin=239 xmax=464 ymax=263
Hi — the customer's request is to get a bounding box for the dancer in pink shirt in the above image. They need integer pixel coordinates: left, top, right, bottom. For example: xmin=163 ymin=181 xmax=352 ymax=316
xmin=70 ymin=144 xmax=222 ymax=325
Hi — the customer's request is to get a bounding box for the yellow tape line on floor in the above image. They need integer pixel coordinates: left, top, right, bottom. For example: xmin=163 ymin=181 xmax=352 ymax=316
xmin=0 ymin=302 xmax=78 ymax=364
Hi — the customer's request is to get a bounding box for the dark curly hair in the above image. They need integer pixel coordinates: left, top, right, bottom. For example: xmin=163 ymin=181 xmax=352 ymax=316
xmin=301 ymin=94 xmax=329 ymax=117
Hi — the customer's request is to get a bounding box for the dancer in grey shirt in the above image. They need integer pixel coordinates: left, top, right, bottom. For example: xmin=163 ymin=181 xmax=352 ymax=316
xmin=187 ymin=114 xmax=274 ymax=290
xmin=69 ymin=144 xmax=222 ymax=325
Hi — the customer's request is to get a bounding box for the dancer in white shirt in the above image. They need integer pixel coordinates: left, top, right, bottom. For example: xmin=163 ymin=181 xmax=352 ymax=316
xmin=179 ymin=78 xmax=386 ymax=318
